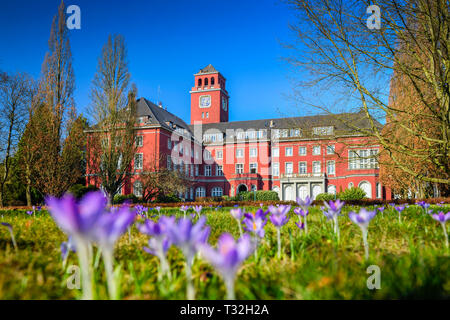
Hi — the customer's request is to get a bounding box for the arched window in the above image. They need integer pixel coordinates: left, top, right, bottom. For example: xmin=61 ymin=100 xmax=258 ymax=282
xmin=198 ymin=78 xmax=202 ymax=86
xmin=204 ymin=78 xmax=209 ymax=86
xmin=251 ymin=185 xmax=257 ymax=191
xmin=211 ymin=77 xmax=215 ymax=85
xmin=328 ymin=185 xmax=337 ymax=195
xmin=348 ymin=182 xmax=354 ymax=189
xmin=133 ymin=180 xmax=143 ymax=197
xmin=196 ymin=187 xmax=206 ymax=198
xmin=359 ymin=181 xmax=372 ymax=199
xmin=211 ymin=187 xmax=223 ymax=197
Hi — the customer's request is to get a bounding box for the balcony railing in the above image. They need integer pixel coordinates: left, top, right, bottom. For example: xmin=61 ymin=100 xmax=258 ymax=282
xmin=280 ymin=173 xmax=325 ymax=179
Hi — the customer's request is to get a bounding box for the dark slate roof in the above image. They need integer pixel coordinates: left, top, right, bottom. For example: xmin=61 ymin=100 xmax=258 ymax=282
xmin=189 ymin=110 xmax=381 ymax=137
xmin=137 ymin=98 xmax=192 ymax=133
xmin=196 ymin=64 xmax=218 ymax=74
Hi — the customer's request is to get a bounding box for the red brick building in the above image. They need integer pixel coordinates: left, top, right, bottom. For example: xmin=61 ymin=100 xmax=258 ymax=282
xmin=87 ymin=64 xmax=392 ymax=201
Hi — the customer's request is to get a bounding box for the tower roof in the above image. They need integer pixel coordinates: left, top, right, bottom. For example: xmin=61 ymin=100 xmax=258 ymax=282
xmin=196 ymin=64 xmax=218 ymax=74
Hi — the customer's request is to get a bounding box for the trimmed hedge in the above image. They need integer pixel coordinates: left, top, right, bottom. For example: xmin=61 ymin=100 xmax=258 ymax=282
xmin=236 ymin=190 xmax=279 ymax=201
xmin=113 ymin=194 xmax=139 ymax=204
xmin=315 ymin=193 xmax=337 ymax=202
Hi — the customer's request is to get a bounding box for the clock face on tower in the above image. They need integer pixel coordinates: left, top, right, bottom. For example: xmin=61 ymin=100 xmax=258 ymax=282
xmin=199 ymin=95 xmax=211 ymax=108
xmin=222 ymin=96 xmax=227 ymax=111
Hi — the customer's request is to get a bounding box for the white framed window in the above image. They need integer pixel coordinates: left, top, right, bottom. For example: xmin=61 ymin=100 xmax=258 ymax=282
xmin=299 ymin=161 xmax=307 ymax=174
xmin=135 ymin=135 xmax=143 ymax=147
xmin=251 ymin=185 xmax=257 ymax=191
xmin=236 ymin=148 xmax=244 ymax=158
xmin=327 ymin=160 xmax=335 ymax=174
xmin=185 ymin=164 xmax=189 ymax=176
xmin=133 ymin=180 xmax=143 ymax=197
xmin=312 ymin=146 xmax=321 ymax=155
xmin=349 ymin=149 xmax=379 ymax=169
xmin=167 ymin=155 xmax=172 ymax=170
xmin=298 ymin=146 xmax=307 ymax=156
xmin=236 ymin=163 xmax=244 ymax=174
xmin=285 ymin=162 xmax=293 ymax=175
xmin=204 ymin=165 xmax=211 ymax=176
xmin=204 ymin=150 xmax=212 ymax=160
xmin=216 ymin=165 xmax=223 ymax=176
xmin=376 ymin=182 xmax=382 ymax=198
xmin=348 ymin=182 xmax=354 ymax=188
xmin=211 ymin=187 xmax=223 ymax=197
xmin=190 ymin=164 xmax=194 ymax=177
xmin=249 ymin=147 xmax=257 ymax=157
xmin=196 ymin=187 xmax=206 ymax=198
xmin=272 ymin=147 xmax=279 ymax=157
xmin=272 ymin=162 xmax=279 ymax=177
xmin=216 ymin=150 xmax=223 ymax=159
xmin=328 ymin=185 xmax=337 ymax=195
xmin=327 ymin=145 xmax=335 ymax=155
xmin=195 ymin=165 xmax=199 ymax=176
xmin=285 ymin=147 xmax=293 ymax=157
xmin=312 ymin=161 xmax=321 ymax=174
xmin=249 ymin=163 xmax=258 ymax=174
xmin=134 ymin=153 xmax=143 ymax=170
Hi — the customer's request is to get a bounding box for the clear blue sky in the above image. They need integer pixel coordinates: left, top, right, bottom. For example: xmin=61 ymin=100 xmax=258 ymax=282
xmin=0 ymin=0 xmax=315 ymax=124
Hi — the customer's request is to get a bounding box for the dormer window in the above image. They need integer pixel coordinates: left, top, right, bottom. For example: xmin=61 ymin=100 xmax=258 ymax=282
xmin=313 ymin=126 xmax=334 ymax=136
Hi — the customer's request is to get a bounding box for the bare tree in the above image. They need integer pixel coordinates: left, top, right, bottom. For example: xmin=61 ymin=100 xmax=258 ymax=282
xmin=139 ymin=154 xmax=193 ymax=202
xmin=284 ymin=0 xmax=450 ymax=193
xmin=0 ymin=72 xmax=30 ymax=206
xmin=87 ymin=34 xmax=137 ymax=203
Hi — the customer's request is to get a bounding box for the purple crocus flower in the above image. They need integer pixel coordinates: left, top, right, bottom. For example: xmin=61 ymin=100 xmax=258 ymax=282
xmin=270 ymin=212 xmax=290 ymax=228
xmin=395 ymin=205 xmax=405 ymax=223
xmin=268 ymin=207 xmax=290 ymax=259
xmin=377 ymin=206 xmax=385 ymax=214
xmin=193 ymin=205 xmax=202 ymax=218
xmin=46 ymin=191 xmax=107 ymax=239
xmin=295 ymin=222 xmax=304 ymax=230
xmin=230 ymin=207 xmax=244 ymax=237
xmin=166 ymin=217 xmax=210 ymax=299
xmin=268 ymin=204 xmax=291 ymax=217
xmin=180 ymin=205 xmax=190 ymax=218
xmin=200 ymin=233 xmax=253 ymax=299
xmin=230 ymin=208 xmax=244 ymax=220
xmin=322 ymin=199 xmax=345 ymax=242
xmin=61 ymin=236 xmax=76 ymax=267
xmin=134 ymin=205 xmax=148 ymax=217
xmin=431 ymin=211 xmax=450 ymax=248
xmin=242 ymin=212 xmax=267 ymax=239
xmin=45 ymin=191 xmax=108 ymax=300
xmin=26 ymin=210 xmax=33 ymax=216
xmin=155 ymin=206 xmax=162 ymax=215
xmin=293 ymin=207 xmax=309 ymax=233
xmin=348 ymin=208 xmax=377 ymax=259
xmin=296 ymin=195 xmax=312 ymax=210
xmin=93 ymin=206 xmax=135 ymax=249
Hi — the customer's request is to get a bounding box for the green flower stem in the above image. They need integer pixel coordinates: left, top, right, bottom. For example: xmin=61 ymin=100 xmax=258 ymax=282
xmin=74 ymin=237 xmax=93 ymax=300
xmin=277 ymin=228 xmax=281 ymax=259
xmin=102 ymin=246 xmax=118 ymax=300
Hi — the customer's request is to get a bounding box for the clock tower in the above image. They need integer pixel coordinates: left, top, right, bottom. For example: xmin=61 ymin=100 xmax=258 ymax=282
xmin=190 ymin=64 xmax=229 ymax=124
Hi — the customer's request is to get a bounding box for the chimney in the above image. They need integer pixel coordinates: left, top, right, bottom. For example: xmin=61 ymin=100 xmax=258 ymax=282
xmin=158 ymin=101 xmax=163 ymax=108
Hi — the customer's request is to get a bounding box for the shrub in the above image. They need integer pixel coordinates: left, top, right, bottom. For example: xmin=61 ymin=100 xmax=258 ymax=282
xmin=236 ymin=190 xmax=279 ymax=201
xmin=68 ymin=184 xmax=99 ymax=200
xmin=156 ymin=193 xmax=181 ymax=203
xmin=338 ymin=187 xmax=366 ymax=201
xmin=113 ymin=194 xmax=139 ymax=204
xmin=315 ymin=193 xmax=336 ymax=202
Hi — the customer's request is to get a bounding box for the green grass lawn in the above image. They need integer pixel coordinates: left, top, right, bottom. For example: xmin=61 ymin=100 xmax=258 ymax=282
xmin=0 ymin=205 xmax=449 ymax=299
